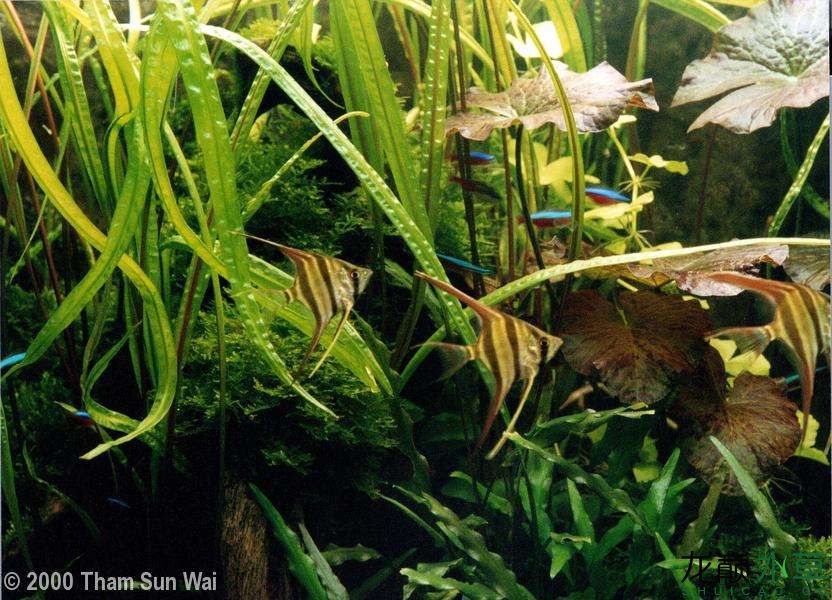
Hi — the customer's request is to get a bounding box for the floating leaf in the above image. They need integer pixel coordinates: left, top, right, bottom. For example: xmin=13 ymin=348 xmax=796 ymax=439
xmin=444 ymin=62 xmax=658 ymax=140
xmin=671 ymin=0 xmax=830 ymax=132
xmin=558 ymin=291 xmax=713 ymax=404
xmin=628 ymin=243 xmax=789 ymax=295
xmin=682 ymin=374 xmax=801 ymax=494
xmin=629 ymin=153 xmax=689 ymax=175
xmin=784 ymin=245 xmax=830 ymax=290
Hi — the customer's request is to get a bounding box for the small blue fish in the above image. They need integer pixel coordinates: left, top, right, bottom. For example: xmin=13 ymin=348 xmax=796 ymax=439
xmin=784 ymin=365 xmax=828 ymax=386
xmin=72 ymin=410 xmax=95 ymax=428
xmin=450 ymin=176 xmax=501 ymax=200
xmin=437 ymin=253 xmax=495 ymax=276
xmin=518 ymin=210 xmax=572 ymax=228
xmin=106 ymin=496 xmax=130 ymax=510
xmin=586 ymin=186 xmax=629 ymax=206
xmin=450 ymin=151 xmax=495 ymax=166
xmin=0 ymin=352 xmax=26 ymax=371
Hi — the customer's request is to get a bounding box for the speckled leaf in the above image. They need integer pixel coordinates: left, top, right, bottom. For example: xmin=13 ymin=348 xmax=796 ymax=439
xmin=629 ymin=243 xmax=789 ymax=295
xmin=784 ymin=245 xmax=830 ymax=290
xmin=672 ymin=0 xmax=829 ymax=132
xmin=682 ymin=373 xmax=800 ymax=495
xmin=558 ymin=291 xmax=712 ymax=404
xmin=445 ymin=61 xmax=658 ymax=140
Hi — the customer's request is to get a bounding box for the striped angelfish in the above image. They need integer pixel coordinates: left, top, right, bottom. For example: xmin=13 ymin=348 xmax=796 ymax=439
xmin=706 ymin=272 xmax=830 ymax=437
xmin=415 ymin=272 xmax=562 ymax=458
xmin=247 ymin=234 xmax=372 ymax=376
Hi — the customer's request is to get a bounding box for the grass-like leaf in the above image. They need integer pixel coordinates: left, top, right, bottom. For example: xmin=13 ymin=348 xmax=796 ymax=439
xmin=157 ymin=0 xmax=331 ymax=417
xmin=249 ymin=484 xmax=327 ymax=600
xmin=709 ymin=436 xmax=796 ymax=559
xmin=0 ymin=30 xmax=177 ymax=461
xmin=201 ymin=23 xmax=477 ymax=346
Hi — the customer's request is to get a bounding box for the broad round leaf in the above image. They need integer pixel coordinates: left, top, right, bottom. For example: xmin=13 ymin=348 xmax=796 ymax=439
xmin=445 ymin=62 xmax=658 ymax=140
xmin=558 ymin=291 xmax=713 ymax=404
xmin=672 ymin=0 xmax=829 ymax=133
xmin=680 ymin=373 xmax=801 ymax=494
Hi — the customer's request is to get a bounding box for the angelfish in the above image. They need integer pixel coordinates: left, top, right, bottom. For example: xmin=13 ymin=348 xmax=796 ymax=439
xmin=415 ymin=272 xmax=562 ymax=457
xmin=246 ymin=234 xmax=373 ymax=377
xmin=705 ymin=272 xmax=830 ymax=439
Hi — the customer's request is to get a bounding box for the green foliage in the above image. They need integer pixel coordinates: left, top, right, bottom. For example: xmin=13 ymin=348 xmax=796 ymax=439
xmin=0 ymin=1 xmax=828 ymax=597
xmin=178 ymin=309 xmax=395 ymax=490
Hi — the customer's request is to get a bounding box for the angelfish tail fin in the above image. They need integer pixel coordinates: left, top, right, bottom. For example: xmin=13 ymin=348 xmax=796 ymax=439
xmin=421 ymin=342 xmax=473 ymax=380
xmin=706 ymin=326 xmax=772 ymax=356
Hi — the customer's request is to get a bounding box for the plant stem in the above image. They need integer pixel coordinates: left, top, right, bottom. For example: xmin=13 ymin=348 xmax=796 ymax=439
xmin=515 ymin=125 xmax=557 ymax=310
xmin=769 ymin=115 xmax=829 ymax=236
xmin=450 ymin=0 xmax=485 ymax=297
xmin=482 ymin=0 xmax=516 ymax=281
xmin=211 ymin=271 xmax=227 ymax=559
xmin=694 ymin=126 xmax=716 ymax=244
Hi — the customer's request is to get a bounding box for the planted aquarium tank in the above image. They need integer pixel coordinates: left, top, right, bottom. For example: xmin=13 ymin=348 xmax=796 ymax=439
xmin=0 ymin=0 xmax=830 ymax=598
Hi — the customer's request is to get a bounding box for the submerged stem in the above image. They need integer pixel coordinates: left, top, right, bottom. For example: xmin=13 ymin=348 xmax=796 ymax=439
xmin=515 ymin=125 xmax=557 ymax=313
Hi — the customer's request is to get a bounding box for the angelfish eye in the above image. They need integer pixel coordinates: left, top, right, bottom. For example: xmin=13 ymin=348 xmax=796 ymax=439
xmin=350 ymin=270 xmax=359 ymax=279
xmin=540 ymin=338 xmax=548 ymax=348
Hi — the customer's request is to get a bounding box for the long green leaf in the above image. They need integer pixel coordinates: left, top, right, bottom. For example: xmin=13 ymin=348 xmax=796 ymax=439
xmin=249 ymin=484 xmax=327 ymax=600
xmin=709 ymin=437 xmax=796 ymax=559
xmin=769 ymin=115 xmax=829 ymax=235
xmin=201 ymin=23 xmax=476 ymax=345
xmin=157 ymin=0 xmax=331 ymax=417
xmin=42 ymin=1 xmax=110 ymax=213
xmin=139 ymin=18 xmax=227 ymax=275
xmin=298 ymin=523 xmax=349 ymax=600
xmin=0 ymin=23 xmax=177 ymax=461
xmin=230 ymin=0 xmax=315 ymax=156
xmin=651 ymin=0 xmax=730 ymax=33
xmin=377 ymin=0 xmax=493 ymax=69
xmin=332 ymin=0 xmax=428 ymax=234
xmin=418 ymin=0 xmax=451 ymax=227
xmin=0 ymin=402 xmax=36 ymax=576
xmin=542 ymin=0 xmax=587 ymax=72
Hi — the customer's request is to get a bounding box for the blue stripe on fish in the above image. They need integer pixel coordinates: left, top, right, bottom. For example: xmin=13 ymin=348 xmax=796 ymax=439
xmin=784 ymin=365 xmax=828 ymax=386
xmin=449 ymin=151 xmax=495 ymax=165
xmin=586 ymin=186 xmax=629 ymax=205
xmin=106 ymin=497 xmax=130 ymax=510
xmin=518 ymin=210 xmax=572 ymax=227
xmin=72 ymin=410 xmax=95 ymax=427
xmin=437 ymin=253 xmax=495 ymax=276
xmin=0 ymin=352 xmax=26 ymax=371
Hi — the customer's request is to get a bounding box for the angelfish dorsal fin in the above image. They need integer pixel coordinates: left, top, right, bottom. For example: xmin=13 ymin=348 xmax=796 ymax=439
xmin=415 ymin=271 xmax=499 ymax=325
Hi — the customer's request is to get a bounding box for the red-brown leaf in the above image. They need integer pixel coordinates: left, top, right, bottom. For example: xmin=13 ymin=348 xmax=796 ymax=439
xmin=679 ymin=372 xmax=801 ymax=495
xmin=558 ymin=291 xmax=713 ymax=404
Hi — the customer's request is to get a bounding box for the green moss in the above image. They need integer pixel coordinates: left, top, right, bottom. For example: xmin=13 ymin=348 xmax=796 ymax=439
xmin=177 ymin=307 xmax=396 ymax=494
